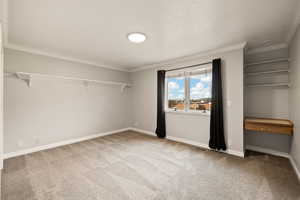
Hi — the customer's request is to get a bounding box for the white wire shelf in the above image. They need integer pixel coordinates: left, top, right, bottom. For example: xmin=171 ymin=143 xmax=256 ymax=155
xmin=245 ymin=69 xmax=289 ymax=76
xmin=4 ymin=72 xmax=132 ymax=92
xmin=246 ymin=82 xmax=290 ymax=88
xmin=246 ymin=58 xmax=289 ymax=67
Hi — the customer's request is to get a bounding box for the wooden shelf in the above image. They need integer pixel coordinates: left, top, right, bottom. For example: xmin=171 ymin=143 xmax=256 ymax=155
xmin=246 ymin=83 xmax=290 ymax=88
xmin=245 ymin=69 xmax=289 ymax=76
xmin=4 ymin=71 xmax=132 ymax=92
xmin=245 ymin=117 xmax=293 ymax=136
xmin=246 ymin=58 xmax=289 ymax=67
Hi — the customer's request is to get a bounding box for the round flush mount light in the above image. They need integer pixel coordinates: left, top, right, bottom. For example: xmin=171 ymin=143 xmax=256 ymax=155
xmin=127 ymin=32 xmax=146 ymax=43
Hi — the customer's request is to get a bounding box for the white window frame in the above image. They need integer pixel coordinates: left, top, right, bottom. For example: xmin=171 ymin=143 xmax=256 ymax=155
xmin=165 ymin=65 xmax=212 ymax=115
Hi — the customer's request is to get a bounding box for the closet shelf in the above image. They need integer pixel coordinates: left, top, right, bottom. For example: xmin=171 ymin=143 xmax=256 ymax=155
xmin=245 ymin=69 xmax=289 ymax=76
xmin=245 ymin=117 xmax=293 ymax=136
xmin=246 ymin=82 xmax=290 ymax=88
xmin=4 ymin=72 xmax=132 ymax=92
xmin=246 ymin=58 xmax=289 ymax=67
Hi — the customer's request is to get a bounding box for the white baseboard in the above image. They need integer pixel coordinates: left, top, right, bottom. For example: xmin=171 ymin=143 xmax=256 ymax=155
xmin=227 ymin=149 xmax=245 ymax=158
xmin=246 ymin=145 xmax=300 ymax=181
xmin=3 ymin=128 xmax=130 ymax=159
xmin=168 ymin=135 xmax=245 ymax=158
xmin=246 ymin=145 xmax=290 ymax=158
xmin=129 ymin=127 xmax=156 ymax=136
xmin=289 ymin=156 xmax=300 ymax=181
xmin=166 ymin=135 xmax=209 ymax=149
xmin=4 ymin=127 xmax=298 ymax=180
xmin=167 ymin=135 xmax=299 ymax=179
xmin=129 ymin=127 xmax=245 ymax=158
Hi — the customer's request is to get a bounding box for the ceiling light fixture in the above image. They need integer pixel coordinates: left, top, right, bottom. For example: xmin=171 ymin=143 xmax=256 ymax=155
xmin=127 ymin=32 xmax=146 ymax=43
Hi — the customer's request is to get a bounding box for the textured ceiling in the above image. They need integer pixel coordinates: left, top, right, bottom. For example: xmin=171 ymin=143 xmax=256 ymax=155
xmin=4 ymin=0 xmax=300 ymax=70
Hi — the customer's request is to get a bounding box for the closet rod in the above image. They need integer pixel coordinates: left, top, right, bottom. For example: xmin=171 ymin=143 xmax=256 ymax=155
xmin=165 ymin=61 xmax=212 ymax=72
xmin=5 ymin=72 xmax=131 ymax=86
xmin=4 ymin=72 xmax=132 ymax=91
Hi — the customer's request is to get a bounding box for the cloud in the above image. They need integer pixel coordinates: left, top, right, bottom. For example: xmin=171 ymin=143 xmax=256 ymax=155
xmin=168 ymin=75 xmax=211 ymax=100
xmin=189 ymin=74 xmax=212 ymax=99
xmin=201 ymin=75 xmax=212 ymax=82
xmin=192 ymin=74 xmax=212 ymax=83
xmin=195 ymin=82 xmax=204 ymax=89
xmin=168 ymin=80 xmax=185 ymax=100
xmin=168 ymin=93 xmax=184 ymax=100
xmin=168 ymin=81 xmax=179 ymax=90
xmin=190 ymin=83 xmax=211 ymax=99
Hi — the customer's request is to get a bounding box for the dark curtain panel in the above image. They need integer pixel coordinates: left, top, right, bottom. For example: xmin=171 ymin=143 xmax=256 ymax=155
xmin=209 ymin=58 xmax=226 ymax=150
xmin=155 ymin=70 xmax=166 ymax=138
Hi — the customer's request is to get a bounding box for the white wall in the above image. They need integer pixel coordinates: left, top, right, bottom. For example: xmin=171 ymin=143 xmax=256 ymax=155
xmin=289 ymin=25 xmax=300 ymax=173
xmin=130 ymin=48 xmax=245 ymax=154
xmin=0 ymin=0 xmax=3 ymax=22
xmin=0 ymin=23 xmax=4 ymax=168
xmin=4 ymin=48 xmax=131 ymax=154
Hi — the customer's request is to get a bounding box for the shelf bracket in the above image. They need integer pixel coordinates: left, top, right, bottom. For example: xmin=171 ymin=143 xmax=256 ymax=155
xmin=16 ymin=72 xmax=32 ymax=87
xmin=8 ymin=71 xmax=133 ymax=90
xmin=121 ymin=84 xmax=130 ymax=92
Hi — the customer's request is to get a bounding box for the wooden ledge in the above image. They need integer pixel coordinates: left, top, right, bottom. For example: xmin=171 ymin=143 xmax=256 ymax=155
xmin=245 ymin=117 xmax=293 ymax=136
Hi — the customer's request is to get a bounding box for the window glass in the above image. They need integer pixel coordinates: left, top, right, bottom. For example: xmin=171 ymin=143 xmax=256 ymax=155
xmin=189 ymin=72 xmax=212 ymax=112
xmin=167 ymin=77 xmax=185 ymax=111
xmin=165 ymin=65 xmax=212 ymax=114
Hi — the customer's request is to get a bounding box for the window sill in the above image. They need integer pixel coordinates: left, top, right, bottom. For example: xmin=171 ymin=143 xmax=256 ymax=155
xmin=165 ymin=110 xmax=210 ymax=116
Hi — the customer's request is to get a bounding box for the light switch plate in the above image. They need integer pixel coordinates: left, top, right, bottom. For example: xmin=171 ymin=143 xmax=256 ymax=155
xmin=227 ymin=100 xmax=232 ymax=107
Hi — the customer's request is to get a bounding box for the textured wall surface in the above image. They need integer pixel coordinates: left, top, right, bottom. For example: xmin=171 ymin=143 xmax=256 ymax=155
xmin=130 ymin=48 xmax=244 ymax=153
xmin=4 ymin=49 xmax=131 ymax=154
xmin=289 ymin=25 xmax=300 ymax=173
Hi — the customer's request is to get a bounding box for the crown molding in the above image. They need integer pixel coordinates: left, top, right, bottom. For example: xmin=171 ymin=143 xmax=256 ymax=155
xmin=246 ymin=43 xmax=288 ymax=55
xmin=286 ymin=2 xmax=300 ymax=44
xmin=129 ymin=41 xmax=247 ymax=72
xmin=1 ymin=0 xmax=300 ymax=73
xmin=4 ymin=43 xmax=130 ymax=72
xmin=2 ymin=1 xmax=129 ymax=72
xmin=4 ymin=42 xmax=247 ymax=74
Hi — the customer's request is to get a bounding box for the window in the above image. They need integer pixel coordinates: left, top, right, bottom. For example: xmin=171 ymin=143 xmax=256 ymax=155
xmin=167 ymin=76 xmax=185 ymax=111
xmin=166 ymin=65 xmax=212 ymax=114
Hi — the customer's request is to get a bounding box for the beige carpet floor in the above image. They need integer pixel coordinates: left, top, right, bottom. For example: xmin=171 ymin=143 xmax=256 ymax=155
xmin=2 ymin=131 xmax=300 ymax=200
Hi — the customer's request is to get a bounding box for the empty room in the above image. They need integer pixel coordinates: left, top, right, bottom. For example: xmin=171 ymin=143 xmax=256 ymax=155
xmin=0 ymin=0 xmax=300 ymax=199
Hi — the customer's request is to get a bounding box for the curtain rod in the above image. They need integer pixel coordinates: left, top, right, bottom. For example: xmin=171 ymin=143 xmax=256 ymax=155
xmin=165 ymin=61 xmax=212 ymax=72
